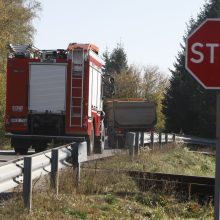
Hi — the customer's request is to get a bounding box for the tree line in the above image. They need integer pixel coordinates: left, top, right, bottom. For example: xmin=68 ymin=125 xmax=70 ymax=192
xmin=163 ymin=0 xmax=219 ymax=138
xmin=103 ymin=0 xmax=220 ymax=138
xmin=102 ymin=45 xmax=168 ymax=131
xmin=0 ymin=0 xmax=218 ymax=139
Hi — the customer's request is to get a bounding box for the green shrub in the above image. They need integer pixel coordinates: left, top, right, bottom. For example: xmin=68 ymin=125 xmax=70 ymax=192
xmin=104 ymin=194 xmax=117 ymax=204
xmin=64 ymin=209 xmax=87 ymax=219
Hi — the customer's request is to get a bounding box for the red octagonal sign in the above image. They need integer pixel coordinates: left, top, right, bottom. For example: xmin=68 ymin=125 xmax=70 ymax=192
xmin=186 ymin=19 xmax=220 ymax=89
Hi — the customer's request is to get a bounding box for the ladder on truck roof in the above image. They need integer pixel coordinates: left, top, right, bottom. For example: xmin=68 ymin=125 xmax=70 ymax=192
xmin=8 ymin=44 xmax=39 ymax=58
xmin=70 ymin=48 xmax=85 ymax=127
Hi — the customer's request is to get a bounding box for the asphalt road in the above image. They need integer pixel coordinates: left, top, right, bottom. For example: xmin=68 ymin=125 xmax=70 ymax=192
xmin=0 ymin=138 xmax=110 ymax=165
xmin=0 ymin=150 xmax=35 ymax=165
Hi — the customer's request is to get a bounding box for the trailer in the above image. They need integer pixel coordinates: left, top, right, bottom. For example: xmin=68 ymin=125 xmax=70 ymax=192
xmin=104 ymin=99 xmax=157 ymax=148
xmin=5 ymin=43 xmax=105 ymax=154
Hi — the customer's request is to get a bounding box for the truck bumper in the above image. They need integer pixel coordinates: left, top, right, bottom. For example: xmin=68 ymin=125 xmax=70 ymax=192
xmin=6 ymin=133 xmax=85 ymax=142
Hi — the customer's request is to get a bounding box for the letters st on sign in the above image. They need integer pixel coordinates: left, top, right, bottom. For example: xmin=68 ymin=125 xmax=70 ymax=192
xmin=186 ymin=19 xmax=220 ymax=89
xmin=191 ymin=42 xmax=219 ymax=64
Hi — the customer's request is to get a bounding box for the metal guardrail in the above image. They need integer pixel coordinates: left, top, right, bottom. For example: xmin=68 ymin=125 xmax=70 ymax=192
xmin=1 ymin=133 xmax=213 ymax=194
xmin=0 ymin=143 xmax=73 ymax=194
xmin=175 ymin=134 xmax=216 ymax=146
xmin=139 ymin=132 xmax=216 ymax=146
xmin=126 ymin=132 xmax=216 ymax=157
xmin=143 ymin=132 xmax=175 ymax=144
xmin=0 ymin=158 xmax=23 ymax=193
xmin=0 ymin=141 xmax=123 ymax=212
xmin=0 ymin=142 xmax=85 ymax=212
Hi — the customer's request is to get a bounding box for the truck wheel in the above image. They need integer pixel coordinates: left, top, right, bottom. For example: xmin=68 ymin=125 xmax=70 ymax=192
xmin=87 ymin=124 xmax=94 ymax=155
xmin=11 ymin=138 xmax=29 ymax=155
xmin=108 ymin=133 xmax=116 ymax=149
xmin=94 ymin=122 xmax=105 ymax=154
xmin=32 ymin=140 xmax=47 ymax=153
xmin=35 ymin=146 xmax=47 ymax=153
xmin=117 ymin=136 xmax=125 ymax=148
xmin=14 ymin=147 xmax=29 ymax=155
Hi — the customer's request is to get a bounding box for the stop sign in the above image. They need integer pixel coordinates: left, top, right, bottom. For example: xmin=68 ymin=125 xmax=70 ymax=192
xmin=186 ymin=18 xmax=220 ymax=89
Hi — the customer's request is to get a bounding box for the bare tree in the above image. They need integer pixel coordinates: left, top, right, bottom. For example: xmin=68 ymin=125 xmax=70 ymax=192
xmin=114 ymin=65 xmax=142 ymax=98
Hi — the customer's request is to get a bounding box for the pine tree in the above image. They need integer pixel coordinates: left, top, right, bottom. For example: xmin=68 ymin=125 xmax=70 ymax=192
xmin=163 ymin=0 xmax=219 ymax=138
xmin=102 ymin=49 xmax=111 ymax=75
xmin=102 ymin=44 xmax=129 ymax=98
xmin=102 ymin=44 xmax=128 ymax=75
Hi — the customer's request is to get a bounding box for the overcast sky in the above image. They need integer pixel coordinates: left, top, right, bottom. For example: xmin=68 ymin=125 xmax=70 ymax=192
xmin=33 ymin=0 xmax=205 ymax=75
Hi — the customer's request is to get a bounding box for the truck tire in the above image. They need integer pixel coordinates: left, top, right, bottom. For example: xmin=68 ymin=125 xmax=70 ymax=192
xmin=32 ymin=140 xmax=47 ymax=153
xmin=117 ymin=136 xmax=125 ymax=148
xmin=87 ymin=124 xmax=94 ymax=156
xmin=94 ymin=122 xmax=105 ymax=154
xmin=108 ymin=133 xmax=116 ymax=149
xmin=35 ymin=146 xmax=47 ymax=153
xmin=11 ymin=138 xmax=29 ymax=155
xmin=14 ymin=147 xmax=29 ymax=155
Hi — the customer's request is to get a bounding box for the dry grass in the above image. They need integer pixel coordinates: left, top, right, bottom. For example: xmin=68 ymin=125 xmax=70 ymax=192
xmin=0 ymin=137 xmax=10 ymax=150
xmin=0 ymin=143 xmax=215 ymax=219
xmin=85 ymin=143 xmax=215 ymax=177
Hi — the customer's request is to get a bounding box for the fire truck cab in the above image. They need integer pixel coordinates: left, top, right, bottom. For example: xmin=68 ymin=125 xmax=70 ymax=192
xmin=5 ymin=43 xmax=105 ymax=155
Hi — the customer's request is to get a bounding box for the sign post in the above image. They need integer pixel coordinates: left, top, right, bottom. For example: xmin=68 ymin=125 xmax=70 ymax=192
xmin=186 ymin=18 xmax=220 ymax=220
xmin=216 ymin=93 xmax=220 ymax=218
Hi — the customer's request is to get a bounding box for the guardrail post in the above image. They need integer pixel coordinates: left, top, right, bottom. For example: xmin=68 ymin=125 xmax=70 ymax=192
xmin=51 ymin=148 xmax=59 ymax=195
xmin=126 ymin=132 xmax=135 ymax=158
xmin=150 ymin=131 xmax=154 ymax=150
xmin=173 ymin=134 xmax=176 ymax=142
xmin=140 ymin=132 xmax=144 ymax=148
xmin=159 ymin=132 xmax=162 ymax=150
xmin=77 ymin=163 xmax=81 ymax=185
xmin=23 ymin=156 xmax=32 ymax=212
xmin=71 ymin=143 xmax=80 ymax=186
xmin=72 ymin=142 xmax=87 ymax=186
xmin=215 ymin=92 xmax=220 ymax=220
xmin=129 ymin=144 xmax=134 ymax=158
xmin=134 ymin=132 xmax=140 ymax=155
xmin=172 ymin=134 xmax=176 ymax=147
xmin=165 ymin=133 xmax=168 ymax=144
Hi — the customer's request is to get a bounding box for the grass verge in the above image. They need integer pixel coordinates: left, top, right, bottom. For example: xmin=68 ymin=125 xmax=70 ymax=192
xmin=0 ymin=143 xmax=215 ymax=219
xmin=0 ymin=137 xmax=10 ymax=150
xmin=85 ymin=144 xmax=215 ymax=177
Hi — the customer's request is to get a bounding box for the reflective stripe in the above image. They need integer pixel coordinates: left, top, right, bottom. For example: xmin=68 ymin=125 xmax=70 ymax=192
xmin=11 ymin=118 xmax=27 ymax=123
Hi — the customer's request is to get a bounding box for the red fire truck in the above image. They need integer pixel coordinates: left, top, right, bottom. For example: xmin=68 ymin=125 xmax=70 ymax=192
xmin=5 ymin=43 xmax=105 ymax=154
